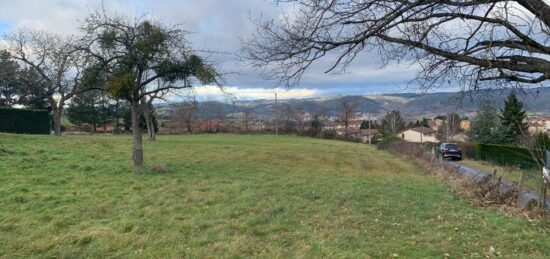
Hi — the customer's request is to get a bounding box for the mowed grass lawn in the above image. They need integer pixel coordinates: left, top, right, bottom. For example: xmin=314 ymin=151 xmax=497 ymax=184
xmin=0 ymin=134 xmax=549 ymax=258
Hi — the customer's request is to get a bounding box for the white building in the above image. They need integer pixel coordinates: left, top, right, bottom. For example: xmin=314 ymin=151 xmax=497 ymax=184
xmin=400 ymin=127 xmax=438 ymax=143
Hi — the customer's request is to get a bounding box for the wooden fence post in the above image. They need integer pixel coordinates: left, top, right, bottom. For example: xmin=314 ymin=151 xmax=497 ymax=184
xmin=541 ymin=180 xmax=548 ymax=209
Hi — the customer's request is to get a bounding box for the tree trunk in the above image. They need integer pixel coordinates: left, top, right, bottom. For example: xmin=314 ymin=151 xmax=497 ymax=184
xmin=148 ymin=117 xmax=156 ymax=140
xmin=186 ymin=119 xmax=193 ymax=133
xmin=131 ymin=101 xmax=144 ymax=167
xmin=142 ymin=101 xmax=155 ymax=141
xmin=52 ymin=107 xmax=63 ymax=136
xmin=114 ymin=100 xmax=120 ymax=134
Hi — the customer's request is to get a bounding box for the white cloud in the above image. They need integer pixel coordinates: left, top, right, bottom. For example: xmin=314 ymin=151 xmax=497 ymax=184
xmin=187 ymin=85 xmax=321 ymax=101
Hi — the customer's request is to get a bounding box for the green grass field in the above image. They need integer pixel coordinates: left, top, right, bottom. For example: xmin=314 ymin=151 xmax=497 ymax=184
xmin=0 ymin=134 xmax=549 ymax=258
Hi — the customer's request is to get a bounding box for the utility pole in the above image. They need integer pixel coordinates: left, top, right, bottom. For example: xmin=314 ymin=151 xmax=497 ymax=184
xmin=368 ymin=112 xmax=371 ymax=145
xmin=446 ymin=114 xmax=450 ymax=142
xmin=275 ymin=92 xmax=278 ymax=135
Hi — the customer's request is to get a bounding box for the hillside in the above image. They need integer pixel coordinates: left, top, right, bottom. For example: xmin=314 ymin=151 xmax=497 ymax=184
xmin=1 ymin=134 xmax=549 ymax=257
xmin=158 ymin=87 xmax=550 ymax=119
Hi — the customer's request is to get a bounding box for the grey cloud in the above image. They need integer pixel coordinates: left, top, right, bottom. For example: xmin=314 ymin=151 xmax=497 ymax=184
xmin=0 ymin=0 xmax=421 ymax=96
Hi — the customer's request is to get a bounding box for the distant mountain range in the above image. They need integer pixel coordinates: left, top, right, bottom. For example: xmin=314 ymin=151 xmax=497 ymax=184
xmin=157 ymin=87 xmax=550 ymax=119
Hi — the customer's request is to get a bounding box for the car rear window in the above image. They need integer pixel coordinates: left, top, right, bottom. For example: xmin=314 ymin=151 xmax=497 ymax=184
xmin=445 ymin=144 xmax=459 ymax=149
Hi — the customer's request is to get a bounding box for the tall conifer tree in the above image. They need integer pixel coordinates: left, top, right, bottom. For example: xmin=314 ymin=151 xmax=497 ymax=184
xmin=500 ymin=91 xmax=528 ymax=144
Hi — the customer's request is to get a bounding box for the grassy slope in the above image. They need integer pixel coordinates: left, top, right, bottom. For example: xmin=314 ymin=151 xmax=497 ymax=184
xmin=0 ymin=134 xmax=548 ymax=258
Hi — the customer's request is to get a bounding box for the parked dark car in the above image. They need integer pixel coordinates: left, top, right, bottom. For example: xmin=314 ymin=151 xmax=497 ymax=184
xmin=436 ymin=143 xmax=462 ymax=161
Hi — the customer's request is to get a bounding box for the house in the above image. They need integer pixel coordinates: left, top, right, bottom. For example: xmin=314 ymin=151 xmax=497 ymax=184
xmin=400 ymin=127 xmax=438 ymax=143
xmin=450 ymin=132 xmax=469 ymax=142
xmin=360 ymin=129 xmax=382 ymax=143
xmin=460 ymin=120 xmax=471 ymax=131
xmin=528 ymin=117 xmax=550 ymax=134
xmin=529 ymin=121 xmax=545 ymax=134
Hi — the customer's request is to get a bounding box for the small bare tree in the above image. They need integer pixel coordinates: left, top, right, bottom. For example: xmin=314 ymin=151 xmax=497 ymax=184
xmin=241 ymin=106 xmax=256 ymax=132
xmin=279 ymin=103 xmax=295 ymax=133
xmin=201 ymin=101 xmax=225 ymax=132
xmin=172 ymin=100 xmax=198 ymax=133
xmin=519 ymin=128 xmax=550 ymax=208
xmin=437 ymin=113 xmax=462 ymax=141
xmin=381 ymin=110 xmax=407 ymax=137
xmin=338 ymin=97 xmax=359 ymax=138
xmin=141 ymin=79 xmax=173 ymax=141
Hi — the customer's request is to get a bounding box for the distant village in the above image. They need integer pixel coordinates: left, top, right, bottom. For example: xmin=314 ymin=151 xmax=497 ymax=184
xmin=60 ymin=95 xmax=550 ymax=147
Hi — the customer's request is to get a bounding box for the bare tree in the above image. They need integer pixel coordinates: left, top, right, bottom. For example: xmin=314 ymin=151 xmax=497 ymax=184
xmin=241 ymin=106 xmax=256 ymax=132
xmin=172 ymin=100 xmax=198 ymax=133
xmin=141 ymin=80 xmax=173 ymax=141
xmin=79 ymin=11 xmax=220 ymax=167
xmin=2 ymin=29 xmax=91 ymax=135
xmin=338 ymin=97 xmax=359 ymax=138
xmin=437 ymin=113 xmax=462 ymax=141
xmin=279 ymin=103 xmax=295 ymax=133
xmin=381 ymin=110 xmax=407 ymax=137
xmin=244 ymin=1 xmax=550 ymax=90
xmin=294 ymin=106 xmax=308 ymax=133
xmin=310 ymin=107 xmax=329 ymax=137
xmin=202 ymin=101 xmax=225 ymax=132
xmin=519 ymin=128 xmax=549 ymax=208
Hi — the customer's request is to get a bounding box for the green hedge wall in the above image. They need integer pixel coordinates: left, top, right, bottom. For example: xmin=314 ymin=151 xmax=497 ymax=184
xmin=457 ymin=142 xmax=477 ymax=160
xmin=475 ymin=143 xmax=544 ymax=169
xmin=0 ymin=108 xmax=50 ymax=134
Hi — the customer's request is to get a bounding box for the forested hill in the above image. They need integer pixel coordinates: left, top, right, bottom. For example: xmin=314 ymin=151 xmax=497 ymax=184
xmin=157 ymin=87 xmax=550 ymax=118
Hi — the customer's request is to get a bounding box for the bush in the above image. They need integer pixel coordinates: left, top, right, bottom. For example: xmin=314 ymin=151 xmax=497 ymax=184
xmin=376 ymin=136 xmax=399 ymax=150
xmin=0 ymin=108 xmax=50 ymax=134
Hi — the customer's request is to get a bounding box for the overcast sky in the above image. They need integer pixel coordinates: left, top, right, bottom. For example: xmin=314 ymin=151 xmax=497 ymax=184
xmin=0 ymin=0 xmax=442 ymax=100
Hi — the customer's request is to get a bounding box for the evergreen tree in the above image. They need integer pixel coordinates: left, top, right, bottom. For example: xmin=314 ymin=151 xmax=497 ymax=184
xmin=469 ymin=100 xmax=505 ymax=144
xmin=500 ymin=91 xmax=528 ymax=144
xmin=67 ymin=91 xmax=100 ymax=131
xmin=0 ymin=50 xmax=21 ymax=107
xmin=360 ymin=120 xmax=370 ymax=129
xmin=67 ymin=91 xmax=116 ymax=132
xmin=420 ymin=118 xmax=429 ymax=127
xmin=309 ymin=114 xmax=324 ymax=137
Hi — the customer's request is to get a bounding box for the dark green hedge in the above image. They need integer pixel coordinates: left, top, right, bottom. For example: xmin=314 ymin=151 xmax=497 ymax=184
xmin=457 ymin=142 xmax=477 ymax=159
xmin=0 ymin=108 xmax=50 ymax=134
xmin=476 ymin=143 xmax=544 ymax=169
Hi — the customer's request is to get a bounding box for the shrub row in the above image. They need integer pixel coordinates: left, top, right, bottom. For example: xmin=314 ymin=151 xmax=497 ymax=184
xmin=457 ymin=142 xmax=545 ymax=169
xmin=380 ymin=139 xmax=545 ymax=169
xmin=0 ymin=108 xmax=50 ymax=134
